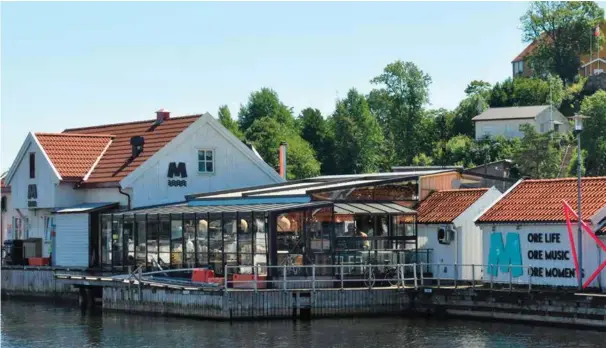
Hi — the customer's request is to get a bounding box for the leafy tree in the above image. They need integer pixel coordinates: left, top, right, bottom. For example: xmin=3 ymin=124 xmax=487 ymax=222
xmin=488 ymin=76 xmax=564 ymax=108
xmin=370 ymin=60 xmax=432 ymax=165
xmin=297 ymin=108 xmax=336 ymax=174
xmin=331 ymin=89 xmax=385 ymax=174
xmin=465 ymin=80 xmax=492 ymax=97
xmin=217 ymin=105 xmax=244 ymax=140
xmin=520 ymin=1 xmax=604 ymax=82
xmin=579 ymin=90 xmax=606 ymax=176
xmin=567 ymin=147 xmax=588 ymax=176
xmin=452 ymin=94 xmax=488 ymax=138
xmin=245 ymin=117 xmax=320 ymax=180
xmin=238 ymin=88 xmax=295 ymax=131
xmin=513 ymin=124 xmax=562 ymax=178
xmin=412 ymin=153 xmax=434 ymax=166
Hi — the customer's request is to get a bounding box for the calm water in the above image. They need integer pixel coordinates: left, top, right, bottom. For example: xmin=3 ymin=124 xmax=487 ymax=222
xmin=1 ymin=300 xmax=604 ymax=348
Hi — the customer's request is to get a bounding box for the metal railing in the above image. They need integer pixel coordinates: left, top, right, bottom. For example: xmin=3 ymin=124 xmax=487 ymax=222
xmin=223 ymin=263 xmax=574 ymax=293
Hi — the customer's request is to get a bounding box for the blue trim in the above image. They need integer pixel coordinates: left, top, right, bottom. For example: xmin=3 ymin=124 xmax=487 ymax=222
xmin=188 ymin=196 xmax=311 ymax=206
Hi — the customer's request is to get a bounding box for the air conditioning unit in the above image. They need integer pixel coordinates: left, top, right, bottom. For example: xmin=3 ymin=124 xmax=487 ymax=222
xmin=437 ymin=227 xmax=455 ymax=245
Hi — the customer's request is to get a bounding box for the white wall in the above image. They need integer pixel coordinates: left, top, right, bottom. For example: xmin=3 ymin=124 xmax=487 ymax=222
xmin=82 ymin=187 xmax=129 ymax=207
xmin=536 ymin=107 xmax=571 ymax=134
xmin=127 ymin=119 xmax=282 ymax=208
xmin=417 ymin=223 xmax=458 ymax=280
xmin=475 ymin=119 xmax=534 ymax=140
xmin=8 ymin=138 xmax=59 ymax=210
xmin=55 ymin=213 xmax=89 ymax=267
xmin=454 ymin=187 xmax=502 ymax=280
xmin=1 ymin=191 xmax=13 ymax=243
xmin=480 ymin=224 xmax=604 ymax=289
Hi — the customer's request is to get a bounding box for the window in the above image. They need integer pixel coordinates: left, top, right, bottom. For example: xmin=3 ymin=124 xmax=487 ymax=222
xmin=513 ymin=60 xmax=524 ymax=76
xmin=29 ymin=153 xmax=36 ymax=179
xmin=198 ymin=150 xmax=214 ymax=173
xmin=554 ymin=124 xmax=560 ymax=133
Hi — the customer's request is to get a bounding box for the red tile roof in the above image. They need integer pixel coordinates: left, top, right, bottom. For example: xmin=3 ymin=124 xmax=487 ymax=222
xmin=477 ymin=177 xmax=606 ymax=224
xmin=512 ymin=33 xmax=551 ymax=63
xmin=35 ymin=133 xmax=113 ymax=181
xmin=416 ymin=188 xmax=489 ymax=224
xmin=62 ymin=115 xmax=201 ymax=184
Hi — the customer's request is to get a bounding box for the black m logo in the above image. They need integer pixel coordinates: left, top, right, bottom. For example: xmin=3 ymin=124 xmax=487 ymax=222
xmin=167 ymin=162 xmax=188 ymax=178
xmin=27 ymin=184 xmax=38 ymax=199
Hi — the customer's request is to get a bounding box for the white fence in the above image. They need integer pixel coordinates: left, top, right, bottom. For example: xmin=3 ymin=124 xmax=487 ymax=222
xmin=224 ymin=263 xmax=574 ymax=292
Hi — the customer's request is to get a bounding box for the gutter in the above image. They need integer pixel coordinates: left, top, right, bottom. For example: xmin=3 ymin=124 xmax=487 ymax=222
xmin=118 ymin=187 xmax=131 ymax=210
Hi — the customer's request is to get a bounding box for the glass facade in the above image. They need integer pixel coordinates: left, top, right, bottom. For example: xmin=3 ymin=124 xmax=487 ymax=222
xmin=101 ymin=211 xmax=272 ymax=276
xmin=100 ymin=204 xmax=417 ymax=277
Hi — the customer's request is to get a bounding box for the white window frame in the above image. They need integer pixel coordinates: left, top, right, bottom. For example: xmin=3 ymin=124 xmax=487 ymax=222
xmin=197 ymin=149 xmax=215 ymax=174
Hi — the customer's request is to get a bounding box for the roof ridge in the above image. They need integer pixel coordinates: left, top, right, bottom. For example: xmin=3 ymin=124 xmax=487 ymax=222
xmin=524 ymin=176 xmax=606 ymax=183
xmin=36 ymin=132 xmax=115 ymax=138
xmin=63 ymin=114 xmax=202 ymax=133
xmin=485 ymin=105 xmax=550 ymax=110
xmin=437 ymin=188 xmax=489 ymax=193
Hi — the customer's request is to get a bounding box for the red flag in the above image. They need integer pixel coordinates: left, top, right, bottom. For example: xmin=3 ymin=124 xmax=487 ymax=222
xmin=594 ymin=24 xmax=601 ymax=37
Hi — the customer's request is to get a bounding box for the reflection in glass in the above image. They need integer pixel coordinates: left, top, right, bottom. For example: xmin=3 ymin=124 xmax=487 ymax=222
xmin=196 ymin=215 xmax=209 ymax=266
xmin=135 ymin=216 xmax=146 ymax=267
xmin=158 ymin=217 xmax=170 ymax=267
xmin=101 ymin=215 xmax=111 ymax=266
xmin=123 ymin=216 xmax=135 ymax=266
xmin=183 ymin=216 xmax=195 ymax=268
xmin=170 ymin=217 xmax=183 ymax=268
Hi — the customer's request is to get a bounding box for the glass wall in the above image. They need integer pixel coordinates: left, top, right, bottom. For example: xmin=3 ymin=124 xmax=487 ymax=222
xmin=100 ymin=208 xmax=416 ymax=280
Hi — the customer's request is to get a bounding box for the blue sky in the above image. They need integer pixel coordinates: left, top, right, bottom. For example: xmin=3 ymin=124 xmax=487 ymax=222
xmin=1 ymin=1 xmax=560 ymax=171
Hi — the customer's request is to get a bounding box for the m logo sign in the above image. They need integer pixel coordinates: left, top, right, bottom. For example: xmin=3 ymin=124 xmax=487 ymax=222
xmin=167 ymin=162 xmax=187 ymax=187
xmin=487 ymin=232 xmax=523 ymax=278
xmin=167 ymin=162 xmax=187 ymax=178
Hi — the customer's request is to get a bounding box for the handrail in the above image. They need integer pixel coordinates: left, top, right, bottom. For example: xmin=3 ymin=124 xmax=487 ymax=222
xmin=222 ymin=263 xmax=572 ymax=293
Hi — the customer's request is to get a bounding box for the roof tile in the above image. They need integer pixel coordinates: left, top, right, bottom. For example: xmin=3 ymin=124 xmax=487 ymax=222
xmin=416 ymin=188 xmax=489 ymax=224
xmin=35 ymin=133 xmax=113 ymax=181
xmin=477 ymin=177 xmax=606 ymax=224
xmin=63 ymin=115 xmax=200 ymax=183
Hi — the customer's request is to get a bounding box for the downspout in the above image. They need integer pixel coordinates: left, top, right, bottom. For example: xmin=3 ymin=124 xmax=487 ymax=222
xmin=118 ymin=187 xmax=131 ymax=210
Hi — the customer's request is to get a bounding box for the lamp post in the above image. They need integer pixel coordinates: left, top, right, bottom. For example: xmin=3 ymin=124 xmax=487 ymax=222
xmin=570 ymin=114 xmax=589 ymax=290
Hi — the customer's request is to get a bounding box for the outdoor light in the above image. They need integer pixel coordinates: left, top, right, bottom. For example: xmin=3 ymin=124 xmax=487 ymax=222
xmin=570 ymin=114 xmax=589 ymax=133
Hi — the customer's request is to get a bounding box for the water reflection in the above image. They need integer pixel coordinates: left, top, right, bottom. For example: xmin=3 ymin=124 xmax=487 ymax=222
xmin=1 ymin=300 xmax=603 ymax=348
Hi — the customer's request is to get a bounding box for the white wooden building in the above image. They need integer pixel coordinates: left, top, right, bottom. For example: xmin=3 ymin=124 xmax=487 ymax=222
xmin=415 ymin=187 xmax=502 ymax=281
xmin=4 ymin=109 xmax=284 ymax=266
xmin=475 ymin=177 xmax=606 ymax=290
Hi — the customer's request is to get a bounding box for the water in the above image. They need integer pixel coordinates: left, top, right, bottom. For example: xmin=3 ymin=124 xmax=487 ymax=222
xmin=1 ymin=300 xmax=604 ymax=348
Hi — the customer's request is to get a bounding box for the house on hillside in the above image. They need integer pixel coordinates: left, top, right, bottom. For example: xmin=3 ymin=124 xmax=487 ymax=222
xmin=4 ymin=109 xmax=284 ymax=267
xmin=415 ymin=187 xmax=502 ymax=282
xmin=512 ymin=23 xmax=606 ymax=78
xmin=475 ymin=177 xmax=606 ymax=290
xmin=472 ymin=105 xmax=570 ymax=140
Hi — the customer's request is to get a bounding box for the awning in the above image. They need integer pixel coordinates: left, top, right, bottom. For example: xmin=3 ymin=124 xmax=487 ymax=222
xmin=54 ymin=202 xmax=119 ymax=214
xmin=334 ymin=202 xmax=416 ymax=215
xmin=108 ymin=201 xmax=333 ymax=217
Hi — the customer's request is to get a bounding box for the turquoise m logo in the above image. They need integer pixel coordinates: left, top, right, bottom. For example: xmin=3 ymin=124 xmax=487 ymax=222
xmin=487 ymin=232 xmax=523 ymax=277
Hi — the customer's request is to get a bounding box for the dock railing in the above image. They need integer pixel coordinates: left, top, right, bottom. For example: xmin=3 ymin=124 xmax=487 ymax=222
xmin=224 ymin=263 xmax=560 ymax=293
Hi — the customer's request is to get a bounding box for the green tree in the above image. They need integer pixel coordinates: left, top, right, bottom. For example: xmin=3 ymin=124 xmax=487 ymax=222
xmin=488 ymin=76 xmax=564 ymax=108
xmin=579 ymin=90 xmax=606 ymax=175
xmin=520 ymin=1 xmax=604 ymax=82
xmin=297 ymin=108 xmax=336 ymax=174
xmin=513 ymin=124 xmax=562 ymax=178
xmin=464 ymin=80 xmax=492 ymax=97
xmin=245 ymin=117 xmax=320 ymax=180
xmin=331 ymin=89 xmax=385 ymax=174
xmin=238 ymin=88 xmax=295 ymax=131
xmin=452 ymin=94 xmax=488 ymax=137
xmin=370 ymin=60 xmax=432 ymax=165
xmin=217 ymin=105 xmax=244 ymax=140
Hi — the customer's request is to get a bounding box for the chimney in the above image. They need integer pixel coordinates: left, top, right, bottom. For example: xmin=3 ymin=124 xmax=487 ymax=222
xmin=279 ymin=142 xmax=287 ymax=179
xmin=155 ymin=108 xmax=170 ymax=125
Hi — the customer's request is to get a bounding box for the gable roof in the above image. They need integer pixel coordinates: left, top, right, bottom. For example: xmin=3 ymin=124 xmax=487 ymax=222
xmin=35 ymin=133 xmax=113 ymax=182
xmin=120 ymin=113 xmax=284 ymax=187
xmin=416 ymin=188 xmax=489 ymax=224
xmin=63 ymin=114 xmax=201 ymax=184
xmin=472 ymin=105 xmax=550 ymax=122
xmin=477 ymin=177 xmax=606 ymax=224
